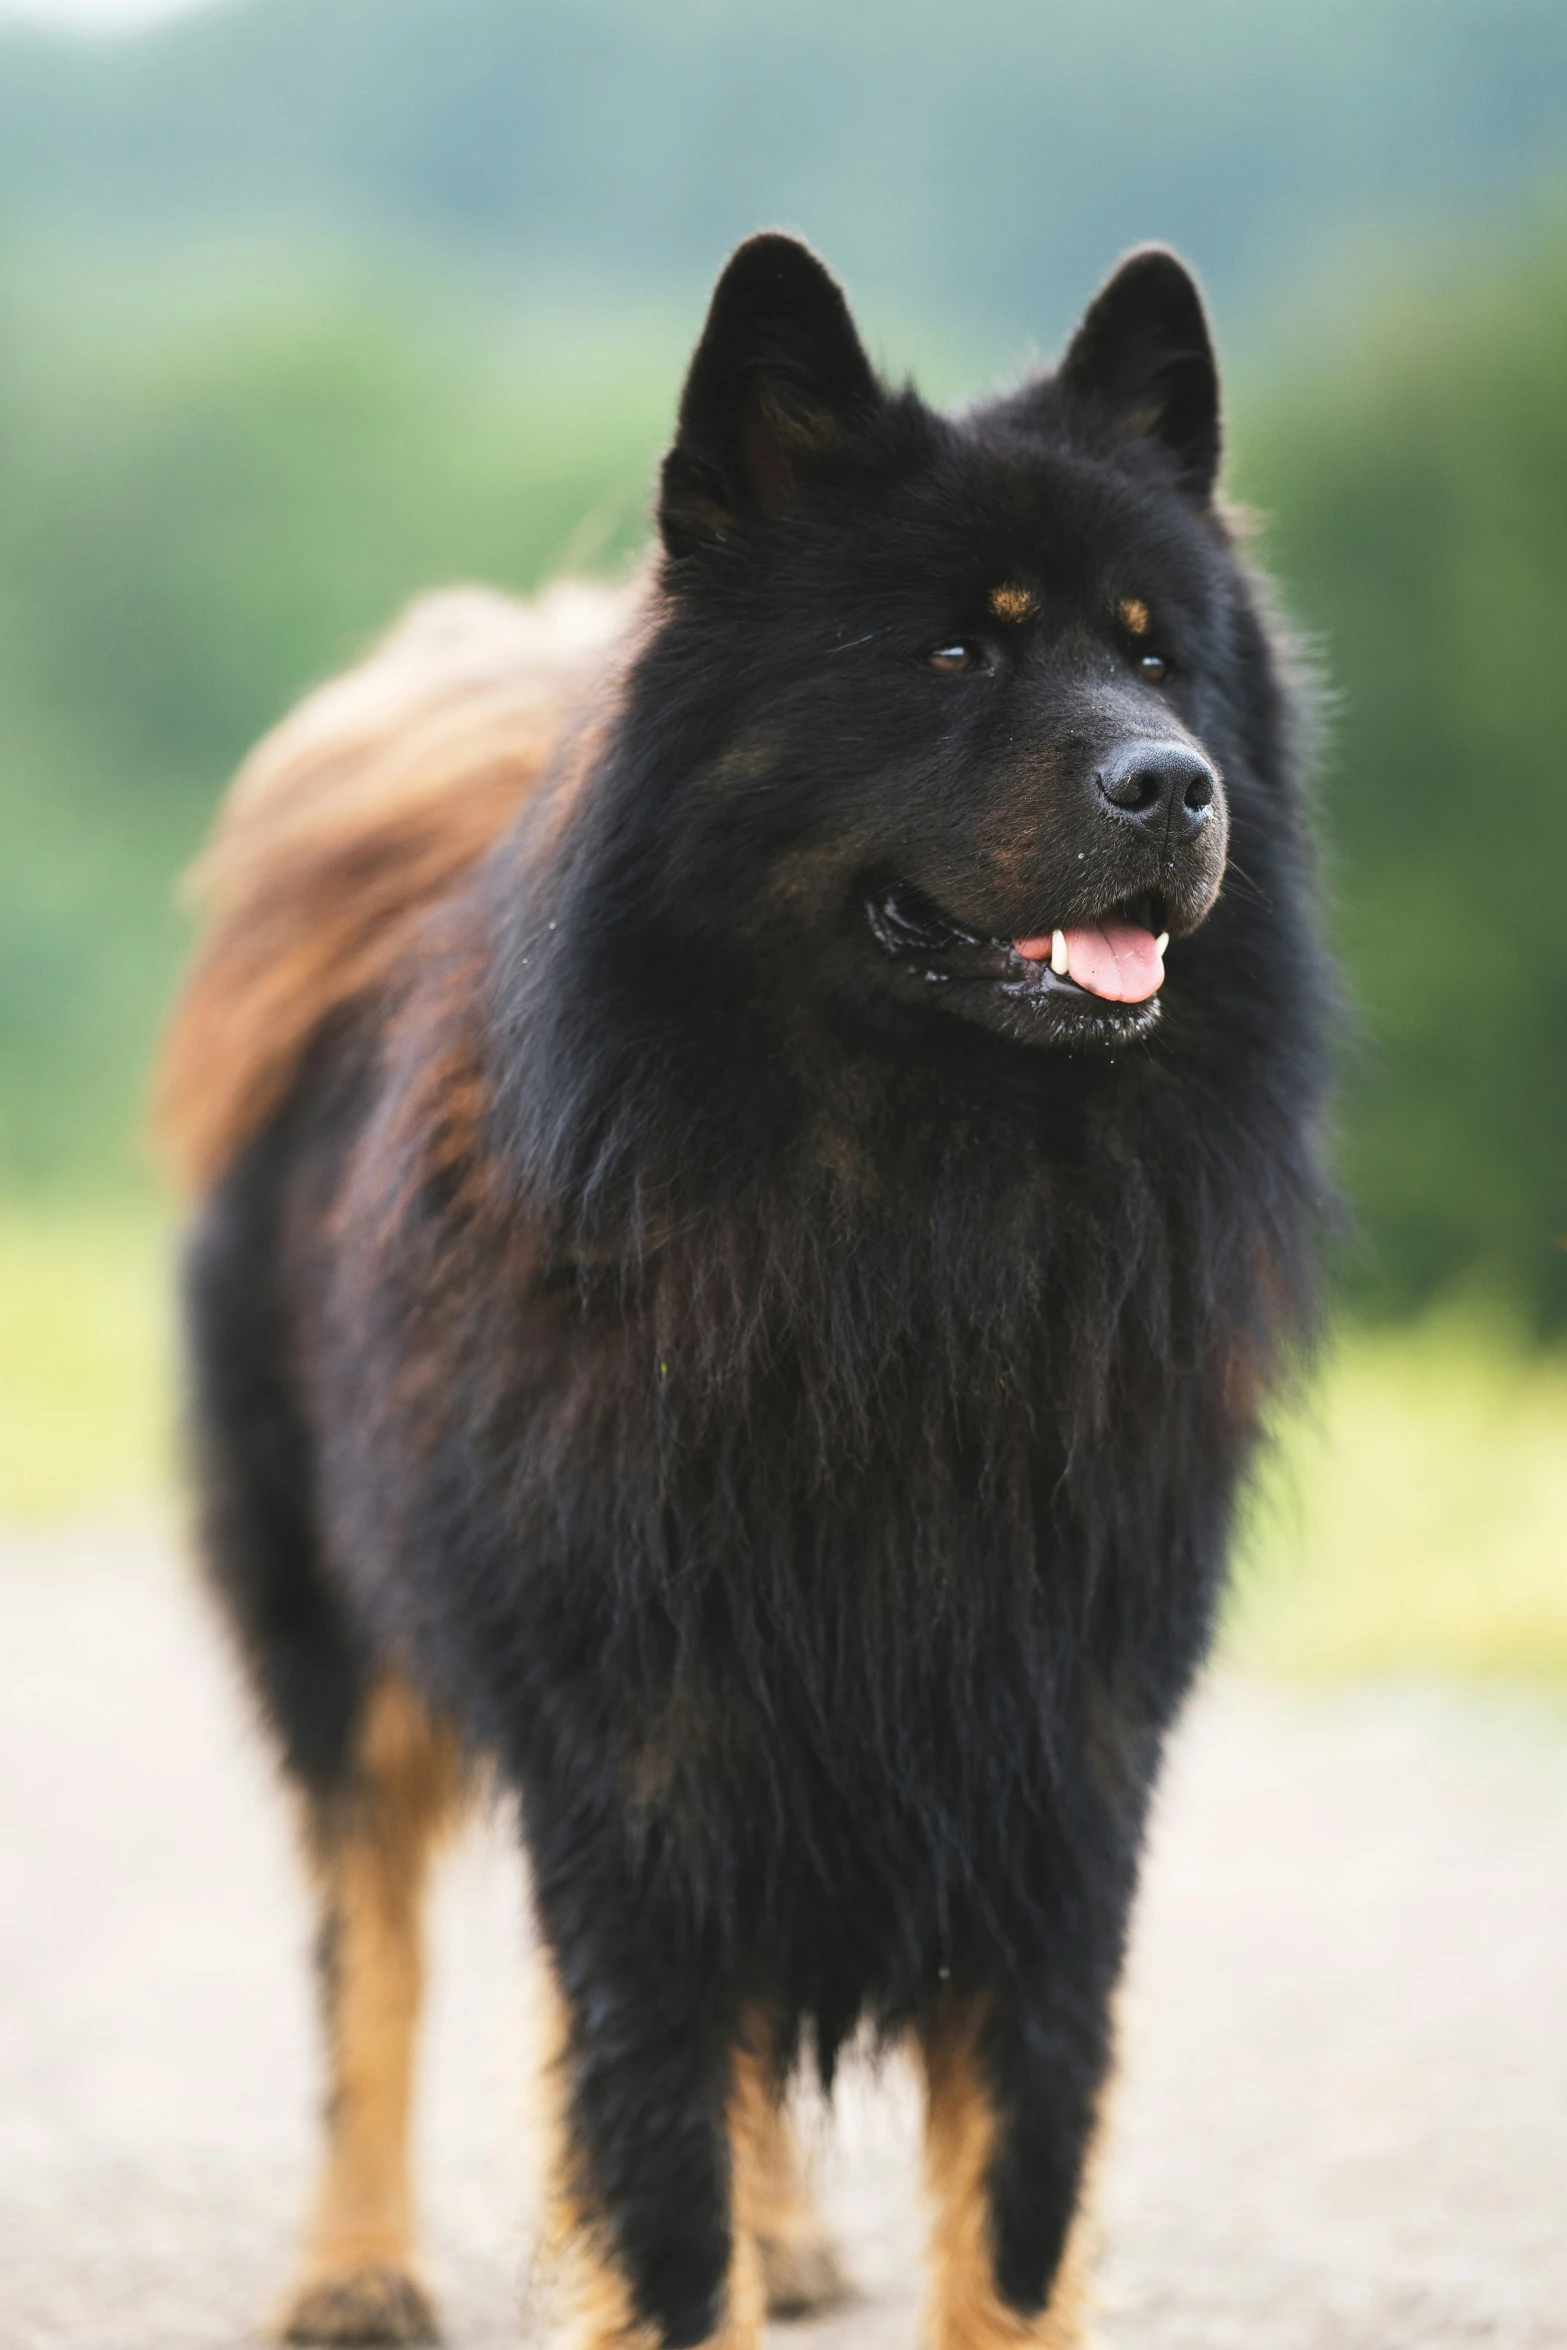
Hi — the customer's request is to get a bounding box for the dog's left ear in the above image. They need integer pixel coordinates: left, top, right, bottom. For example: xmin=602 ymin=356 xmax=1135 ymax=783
xmin=659 ymin=233 xmax=881 ymax=556
xmin=1057 ymin=247 xmax=1221 ymax=500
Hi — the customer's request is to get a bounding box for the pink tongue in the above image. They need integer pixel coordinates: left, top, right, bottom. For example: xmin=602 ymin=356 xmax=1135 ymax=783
xmin=1014 ymin=923 xmax=1165 ymax=1002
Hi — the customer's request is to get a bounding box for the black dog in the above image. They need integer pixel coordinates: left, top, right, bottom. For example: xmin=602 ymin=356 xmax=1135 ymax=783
xmin=159 ymin=233 xmax=1330 ymax=2349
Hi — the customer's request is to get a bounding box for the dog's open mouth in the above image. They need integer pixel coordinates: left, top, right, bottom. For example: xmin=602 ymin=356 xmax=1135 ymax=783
xmin=866 ymin=882 xmax=1170 ymax=1010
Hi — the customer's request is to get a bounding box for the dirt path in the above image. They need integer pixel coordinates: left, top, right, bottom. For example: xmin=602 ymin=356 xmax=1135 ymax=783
xmin=3 ymin=1524 xmax=1565 ymax=2349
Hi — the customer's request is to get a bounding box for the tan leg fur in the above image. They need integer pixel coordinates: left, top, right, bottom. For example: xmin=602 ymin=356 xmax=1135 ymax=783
xmin=531 ymin=1960 xmax=672 ymax=2350
xmin=919 ymin=2002 xmax=1104 ymax=2350
xmin=537 ymin=1989 xmax=845 ymax=2348
xmin=282 ymin=1674 xmax=464 ymax=2346
xmin=729 ymin=2016 xmax=848 ymax=2322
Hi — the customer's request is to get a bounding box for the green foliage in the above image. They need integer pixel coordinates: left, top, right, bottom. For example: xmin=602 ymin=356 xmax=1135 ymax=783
xmin=0 ymin=259 xmax=675 ymax=1186
xmin=1 ymin=0 xmax=1565 ymax=345
xmin=1235 ymin=229 xmax=1567 ymax=1325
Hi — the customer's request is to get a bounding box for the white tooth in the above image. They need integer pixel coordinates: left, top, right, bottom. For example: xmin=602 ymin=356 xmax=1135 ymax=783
xmin=1155 ymin=931 xmax=1170 ymax=956
xmin=1051 ymin=929 xmax=1069 ymax=975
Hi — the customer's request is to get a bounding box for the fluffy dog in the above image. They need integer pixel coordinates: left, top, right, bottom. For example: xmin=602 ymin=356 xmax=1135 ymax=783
xmin=158 ymin=233 xmax=1331 ymax=2348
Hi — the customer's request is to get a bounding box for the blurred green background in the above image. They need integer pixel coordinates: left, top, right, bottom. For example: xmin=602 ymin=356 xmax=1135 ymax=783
xmin=0 ymin=0 xmax=1562 ymax=1674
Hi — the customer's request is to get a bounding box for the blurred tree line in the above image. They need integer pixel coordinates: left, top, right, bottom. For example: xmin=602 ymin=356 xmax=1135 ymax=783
xmin=0 ymin=222 xmax=1563 ymax=1326
xmin=0 ymin=261 xmax=674 ymax=1188
xmin=3 ymin=0 xmax=1562 ymax=348
xmin=1231 ymin=232 xmax=1567 ymax=1328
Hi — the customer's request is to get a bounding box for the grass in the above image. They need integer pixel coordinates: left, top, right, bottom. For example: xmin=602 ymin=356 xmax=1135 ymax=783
xmin=1228 ymin=1313 xmax=1567 ymax=1680
xmin=2 ymin=1204 xmax=1563 ymax=1681
xmin=0 ymin=1203 xmax=176 ymax=1520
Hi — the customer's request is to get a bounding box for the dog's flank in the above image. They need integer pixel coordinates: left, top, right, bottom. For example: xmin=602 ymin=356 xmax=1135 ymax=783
xmin=163 ymin=233 xmax=1331 ymax=2346
xmin=156 ymin=580 xmax=630 ymax=1195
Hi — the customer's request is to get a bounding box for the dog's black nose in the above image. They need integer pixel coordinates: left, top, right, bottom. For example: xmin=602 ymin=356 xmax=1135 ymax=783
xmin=1097 ymin=739 xmax=1217 ymax=844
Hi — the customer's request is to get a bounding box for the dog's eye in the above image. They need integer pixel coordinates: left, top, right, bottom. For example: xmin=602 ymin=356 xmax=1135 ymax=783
xmin=1139 ymin=652 xmax=1170 ymax=684
xmin=927 ymin=643 xmax=980 ymax=675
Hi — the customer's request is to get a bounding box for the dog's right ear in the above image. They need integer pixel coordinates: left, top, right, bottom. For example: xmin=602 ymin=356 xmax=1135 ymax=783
xmin=659 ymin=234 xmax=881 ymax=557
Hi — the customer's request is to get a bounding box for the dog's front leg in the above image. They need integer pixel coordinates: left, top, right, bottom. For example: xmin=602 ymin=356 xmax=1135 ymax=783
xmin=530 ymin=1919 xmax=767 ymax=2350
xmin=917 ymin=1979 xmax=1113 ymax=2350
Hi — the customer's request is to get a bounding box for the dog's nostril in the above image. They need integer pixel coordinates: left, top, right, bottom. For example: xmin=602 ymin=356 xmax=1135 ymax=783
xmin=1105 ymin=767 xmax=1162 ymax=814
xmin=1183 ymin=767 xmax=1214 ymax=813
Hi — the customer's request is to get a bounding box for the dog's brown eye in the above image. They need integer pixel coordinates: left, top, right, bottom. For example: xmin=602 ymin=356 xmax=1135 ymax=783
xmin=1140 ymin=652 xmax=1169 ymax=683
xmin=927 ymin=643 xmax=977 ymax=675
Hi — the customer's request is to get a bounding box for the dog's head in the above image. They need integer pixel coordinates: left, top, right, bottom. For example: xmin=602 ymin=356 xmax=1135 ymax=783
xmin=636 ymin=233 xmax=1249 ymax=1056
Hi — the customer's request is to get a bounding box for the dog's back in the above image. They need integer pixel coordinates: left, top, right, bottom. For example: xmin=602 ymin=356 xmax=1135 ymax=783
xmin=155 ymin=577 xmax=627 ymax=1197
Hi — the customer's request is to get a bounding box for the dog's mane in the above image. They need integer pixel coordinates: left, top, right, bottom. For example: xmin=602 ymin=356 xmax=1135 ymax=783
xmin=155 ymin=578 xmax=633 ymax=1193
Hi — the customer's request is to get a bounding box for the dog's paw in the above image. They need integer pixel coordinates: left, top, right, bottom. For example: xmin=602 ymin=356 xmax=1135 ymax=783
xmin=281 ymin=2264 xmax=440 ymax=2345
xmin=759 ymin=2227 xmax=851 ymax=2321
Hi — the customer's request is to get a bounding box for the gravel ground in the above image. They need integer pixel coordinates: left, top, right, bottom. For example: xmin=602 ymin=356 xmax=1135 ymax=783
xmin=3 ymin=1523 xmax=1565 ymax=2350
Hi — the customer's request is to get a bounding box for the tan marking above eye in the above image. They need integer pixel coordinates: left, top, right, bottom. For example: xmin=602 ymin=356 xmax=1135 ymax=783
xmin=988 ymin=583 xmax=1035 ymax=622
xmin=1119 ymin=597 xmax=1151 ymax=636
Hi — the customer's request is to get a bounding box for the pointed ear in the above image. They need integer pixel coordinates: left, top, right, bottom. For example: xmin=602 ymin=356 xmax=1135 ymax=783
xmin=659 ymin=233 xmax=881 ymax=556
xmin=1057 ymin=247 xmax=1221 ymax=500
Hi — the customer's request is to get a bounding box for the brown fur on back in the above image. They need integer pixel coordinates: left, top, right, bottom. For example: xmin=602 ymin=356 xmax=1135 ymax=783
xmin=155 ymin=579 xmax=633 ymax=1195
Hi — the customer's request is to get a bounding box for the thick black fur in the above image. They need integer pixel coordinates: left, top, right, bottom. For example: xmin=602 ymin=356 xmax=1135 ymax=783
xmin=185 ymin=235 xmax=1332 ymax=2343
